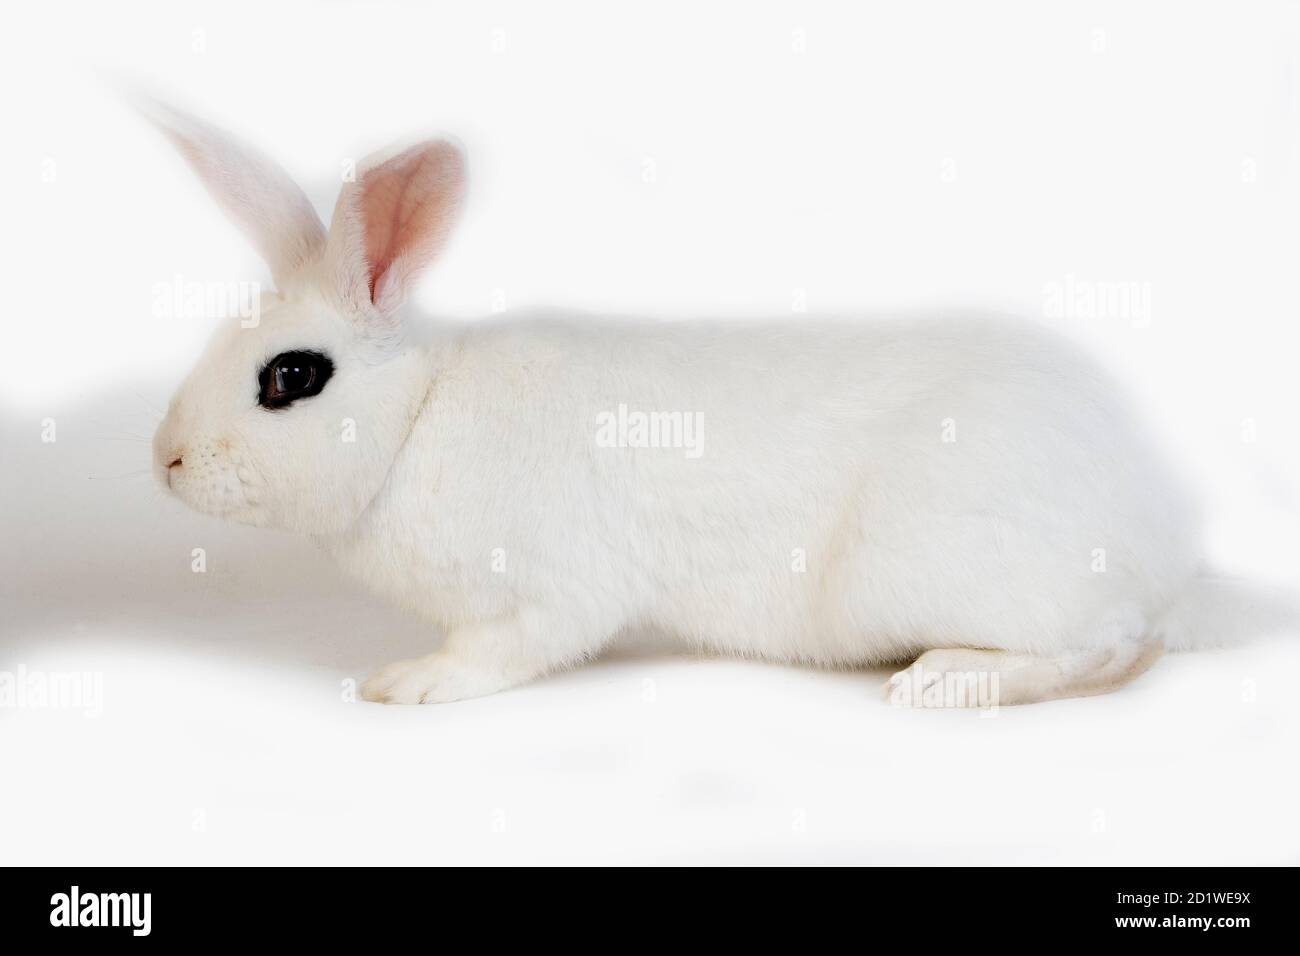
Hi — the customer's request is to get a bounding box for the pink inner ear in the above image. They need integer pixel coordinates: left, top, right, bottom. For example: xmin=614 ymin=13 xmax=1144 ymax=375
xmin=360 ymin=141 xmax=463 ymax=307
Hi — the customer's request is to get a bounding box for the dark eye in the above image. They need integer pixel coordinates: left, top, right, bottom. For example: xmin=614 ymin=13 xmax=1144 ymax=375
xmin=258 ymin=350 xmax=334 ymax=409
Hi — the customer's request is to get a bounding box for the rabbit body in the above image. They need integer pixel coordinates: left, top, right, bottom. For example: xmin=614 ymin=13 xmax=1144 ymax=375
xmin=326 ymin=311 xmax=1198 ymax=702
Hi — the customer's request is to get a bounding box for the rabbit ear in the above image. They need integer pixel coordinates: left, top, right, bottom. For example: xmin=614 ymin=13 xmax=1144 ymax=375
xmin=135 ymin=96 xmax=327 ymax=289
xmin=324 ymin=139 xmax=465 ymax=325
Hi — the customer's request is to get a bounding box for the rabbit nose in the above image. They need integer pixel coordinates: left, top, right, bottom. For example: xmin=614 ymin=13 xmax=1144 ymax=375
xmin=155 ymin=434 xmax=185 ymax=474
xmin=162 ymin=451 xmax=185 ymax=489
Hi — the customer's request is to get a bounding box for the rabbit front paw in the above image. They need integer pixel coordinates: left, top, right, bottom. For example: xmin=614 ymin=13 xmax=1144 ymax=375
xmin=361 ymin=653 xmax=513 ymax=704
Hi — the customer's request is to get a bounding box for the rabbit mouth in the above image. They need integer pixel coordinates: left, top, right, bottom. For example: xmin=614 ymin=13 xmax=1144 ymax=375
xmin=168 ymin=469 xmax=262 ymax=521
xmin=160 ymin=447 xmax=267 ymax=524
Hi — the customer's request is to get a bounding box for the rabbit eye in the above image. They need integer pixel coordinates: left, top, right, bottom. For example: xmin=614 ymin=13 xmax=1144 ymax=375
xmin=258 ymin=350 xmax=334 ymax=409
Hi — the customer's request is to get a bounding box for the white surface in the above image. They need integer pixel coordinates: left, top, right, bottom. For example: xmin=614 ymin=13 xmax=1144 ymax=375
xmin=3 ymin=0 xmax=1300 ymax=864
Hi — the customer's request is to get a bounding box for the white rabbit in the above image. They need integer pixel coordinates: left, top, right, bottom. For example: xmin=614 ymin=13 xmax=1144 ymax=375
xmin=143 ymin=99 xmax=1286 ymax=707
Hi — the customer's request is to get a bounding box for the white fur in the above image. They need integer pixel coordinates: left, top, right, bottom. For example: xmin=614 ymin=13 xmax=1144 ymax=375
xmin=145 ymin=102 xmax=1275 ymax=707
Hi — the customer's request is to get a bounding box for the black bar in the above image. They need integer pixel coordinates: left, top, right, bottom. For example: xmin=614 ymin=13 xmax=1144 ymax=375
xmin=1 ymin=866 xmax=1292 ymax=944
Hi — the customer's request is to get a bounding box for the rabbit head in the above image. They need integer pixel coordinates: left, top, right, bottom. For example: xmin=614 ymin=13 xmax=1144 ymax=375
xmin=143 ymin=100 xmax=464 ymax=534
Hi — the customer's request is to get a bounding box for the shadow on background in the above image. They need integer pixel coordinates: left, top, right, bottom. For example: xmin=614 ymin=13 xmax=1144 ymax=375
xmin=0 ymin=383 xmax=449 ymax=672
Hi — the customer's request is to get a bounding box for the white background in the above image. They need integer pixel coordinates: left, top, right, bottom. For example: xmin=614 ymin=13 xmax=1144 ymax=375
xmin=2 ymin=0 xmax=1299 ymax=864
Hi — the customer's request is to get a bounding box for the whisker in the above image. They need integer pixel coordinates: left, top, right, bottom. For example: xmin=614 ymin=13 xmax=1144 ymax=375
xmin=132 ymin=392 xmax=167 ymax=421
xmin=90 ymin=418 xmax=154 ymax=439
xmin=87 ymin=469 xmax=153 ymax=480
